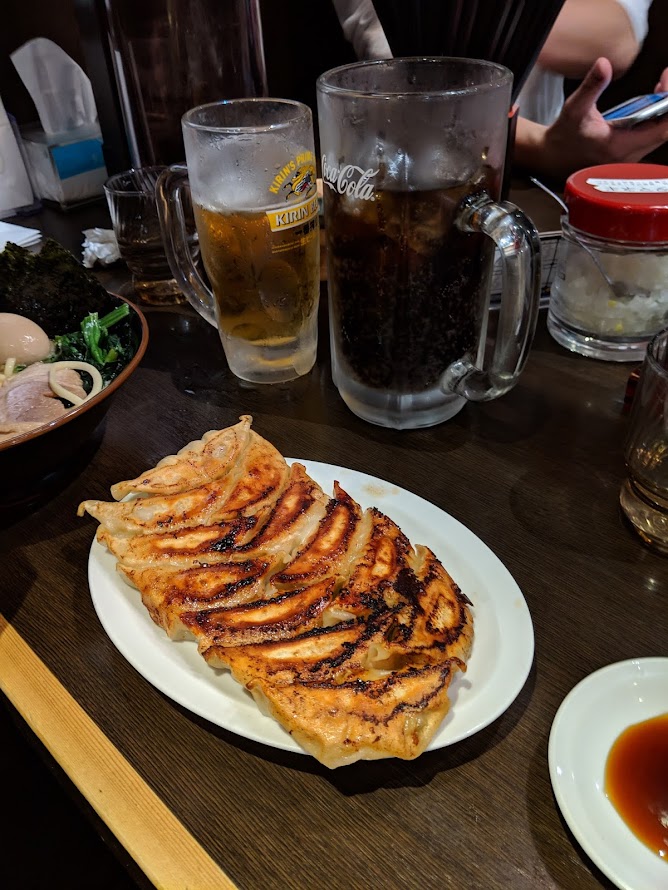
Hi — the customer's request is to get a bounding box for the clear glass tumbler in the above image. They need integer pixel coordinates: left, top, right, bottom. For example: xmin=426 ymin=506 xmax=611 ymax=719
xmin=104 ymin=166 xmax=196 ymax=305
xmin=620 ymin=327 xmax=668 ymax=553
xmin=157 ymin=99 xmax=320 ymax=384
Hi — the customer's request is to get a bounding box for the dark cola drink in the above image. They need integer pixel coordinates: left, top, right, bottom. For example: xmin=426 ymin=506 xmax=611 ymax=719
xmin=318 ymin=59 xmax=541 ymax=428
xmin=325 ymin=173 xmax=496 ymax=420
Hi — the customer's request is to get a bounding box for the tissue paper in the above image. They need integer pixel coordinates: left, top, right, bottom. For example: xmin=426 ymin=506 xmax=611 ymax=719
xmin=11 ymin=38 xmax=98 ymax=136
xmin=82 ymin=228 xmax=120 ymax=268
xmin=0 ymin=95 xmax=34 ymax=218
xmin=0 ymin=221 xmax=41 ymax=251
xmin=11 ymin=38 xmax=107 ymax=207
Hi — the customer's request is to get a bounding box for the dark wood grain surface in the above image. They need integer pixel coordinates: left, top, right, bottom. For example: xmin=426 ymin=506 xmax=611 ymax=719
xmin=2 ymin=199 xmax=666 ymax=890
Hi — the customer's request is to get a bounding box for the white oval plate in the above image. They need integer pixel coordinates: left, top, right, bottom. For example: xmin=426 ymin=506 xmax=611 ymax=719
xmin=549 ymin=658 xmax=668 ymax=889
xmin=89 ymin=460 xmax=534 ymax=756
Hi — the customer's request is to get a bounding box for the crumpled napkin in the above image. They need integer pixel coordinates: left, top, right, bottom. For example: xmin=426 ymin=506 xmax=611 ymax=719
xmin=82 ymin=227 xmax=120 ymax=268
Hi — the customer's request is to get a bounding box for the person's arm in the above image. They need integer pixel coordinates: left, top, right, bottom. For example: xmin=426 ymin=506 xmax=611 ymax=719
xmin=538 ymin=0 xmax=642 ymax=78
xmin=331 ymin=0 xmax=391 ymax=59
xmin=514 ymin=58 xmax=668 ymax=179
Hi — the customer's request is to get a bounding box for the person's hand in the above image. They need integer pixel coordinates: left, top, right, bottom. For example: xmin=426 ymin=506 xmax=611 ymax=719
xmin=655 ymin=67 xmax=668 ymax=92
xmin=515 ymin=58 xmax=668 ymax=179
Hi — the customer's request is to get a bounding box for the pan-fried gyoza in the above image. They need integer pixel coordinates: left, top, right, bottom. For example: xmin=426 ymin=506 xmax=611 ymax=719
xmin=79 ymin=415 xmax=474 ymax=768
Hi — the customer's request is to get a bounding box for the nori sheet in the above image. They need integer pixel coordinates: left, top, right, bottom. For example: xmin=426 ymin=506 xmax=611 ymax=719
xmin=0 ymin=239 xmax=120 ymax=338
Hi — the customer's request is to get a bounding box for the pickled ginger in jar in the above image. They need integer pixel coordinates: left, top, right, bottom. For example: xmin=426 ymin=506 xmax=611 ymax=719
xmin=548 ymin=162 xmax=668 ymax=361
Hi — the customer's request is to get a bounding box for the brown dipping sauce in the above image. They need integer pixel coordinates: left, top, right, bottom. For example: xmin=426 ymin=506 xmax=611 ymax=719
xmin=604 ymin=712 xmax=668 ymax=860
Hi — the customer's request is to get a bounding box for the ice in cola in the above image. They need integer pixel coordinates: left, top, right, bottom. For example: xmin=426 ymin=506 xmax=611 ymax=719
xmin=325 ymin=164 xmax=499 ymax=395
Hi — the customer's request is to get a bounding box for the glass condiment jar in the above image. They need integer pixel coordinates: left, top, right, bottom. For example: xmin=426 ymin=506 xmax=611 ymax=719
xmin=548 ymin=162 xmax=668 ymax=361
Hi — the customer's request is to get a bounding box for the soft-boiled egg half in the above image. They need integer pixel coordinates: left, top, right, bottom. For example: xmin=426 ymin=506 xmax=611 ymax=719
xmin=0 ymin=313 xmax=51 ymax=364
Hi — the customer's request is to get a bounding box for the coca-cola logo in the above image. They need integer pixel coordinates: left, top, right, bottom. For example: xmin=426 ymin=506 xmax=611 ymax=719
xmin=321 ymin=154 xmax=378 ymax=201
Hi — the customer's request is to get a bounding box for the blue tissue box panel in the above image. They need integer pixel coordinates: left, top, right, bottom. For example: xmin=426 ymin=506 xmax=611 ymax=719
xmin=51 ymin=139 xmax=105 ymax=180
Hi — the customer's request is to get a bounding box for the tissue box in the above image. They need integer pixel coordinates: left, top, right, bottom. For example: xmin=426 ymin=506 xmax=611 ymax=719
xmin=20 ymin=124 xmax=107 ymax=209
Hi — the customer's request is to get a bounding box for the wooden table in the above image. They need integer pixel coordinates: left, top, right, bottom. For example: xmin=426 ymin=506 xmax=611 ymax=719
xmin=2 ymin=198 xmax=666 ymax=890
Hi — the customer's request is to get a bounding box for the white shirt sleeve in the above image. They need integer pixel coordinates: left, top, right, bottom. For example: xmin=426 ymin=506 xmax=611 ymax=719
xmin=614 ymin=0 xmax=652 ymax=42
xmin=517 ymin=66 xmax=566 ymax=125
xmin=331 ymin=0 xmax=392 ymax=59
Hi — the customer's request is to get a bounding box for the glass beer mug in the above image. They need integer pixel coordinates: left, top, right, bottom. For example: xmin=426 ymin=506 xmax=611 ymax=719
xmin=157 ymin=99 xmax=320 ymax=384
xmin=317 ymin=58 xmax=541 ymax=429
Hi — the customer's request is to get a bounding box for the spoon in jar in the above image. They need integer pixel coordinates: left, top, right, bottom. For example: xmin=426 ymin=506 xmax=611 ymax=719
xmin=530 ymin=176 xmax=641 ymax=299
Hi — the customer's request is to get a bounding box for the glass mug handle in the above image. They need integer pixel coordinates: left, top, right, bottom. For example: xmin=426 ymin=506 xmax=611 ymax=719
xmin=442 ymin=194 xmax=541 ymax=400
xmin=156 ymin=165 xmax=217 ymax=327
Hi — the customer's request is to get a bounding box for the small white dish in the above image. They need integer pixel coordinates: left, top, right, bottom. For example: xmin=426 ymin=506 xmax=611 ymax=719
xmin=549 ymin=658 xmax=668 ymax=890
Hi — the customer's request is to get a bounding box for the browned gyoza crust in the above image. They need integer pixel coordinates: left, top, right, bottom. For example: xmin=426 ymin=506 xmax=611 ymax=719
xmin=79 ymin=415 xmax=474 ymax=768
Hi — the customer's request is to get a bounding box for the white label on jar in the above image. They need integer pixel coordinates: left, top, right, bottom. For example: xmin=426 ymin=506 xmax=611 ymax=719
xmin=586 ymin=177 xmax=668 ymax=192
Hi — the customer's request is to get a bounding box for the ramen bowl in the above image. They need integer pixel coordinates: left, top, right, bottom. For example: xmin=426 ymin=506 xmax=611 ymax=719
xmin=0 ymin=296 xmax=149 ymax=507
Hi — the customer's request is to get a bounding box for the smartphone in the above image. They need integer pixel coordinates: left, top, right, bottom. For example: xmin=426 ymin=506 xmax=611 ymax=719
xmin=603 ymin=93 xmax=668 ymax=128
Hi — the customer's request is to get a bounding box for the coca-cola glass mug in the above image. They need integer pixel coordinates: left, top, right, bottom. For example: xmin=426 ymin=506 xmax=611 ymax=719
xmin=317 ymin=58 xmax=541 ymax=429
xmin=157 ymin=99 xmax=320 ymax=384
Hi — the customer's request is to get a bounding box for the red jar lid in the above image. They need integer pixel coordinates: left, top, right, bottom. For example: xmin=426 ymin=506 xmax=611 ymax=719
xmin=564 ymin=163 xmax=668 ymax=242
